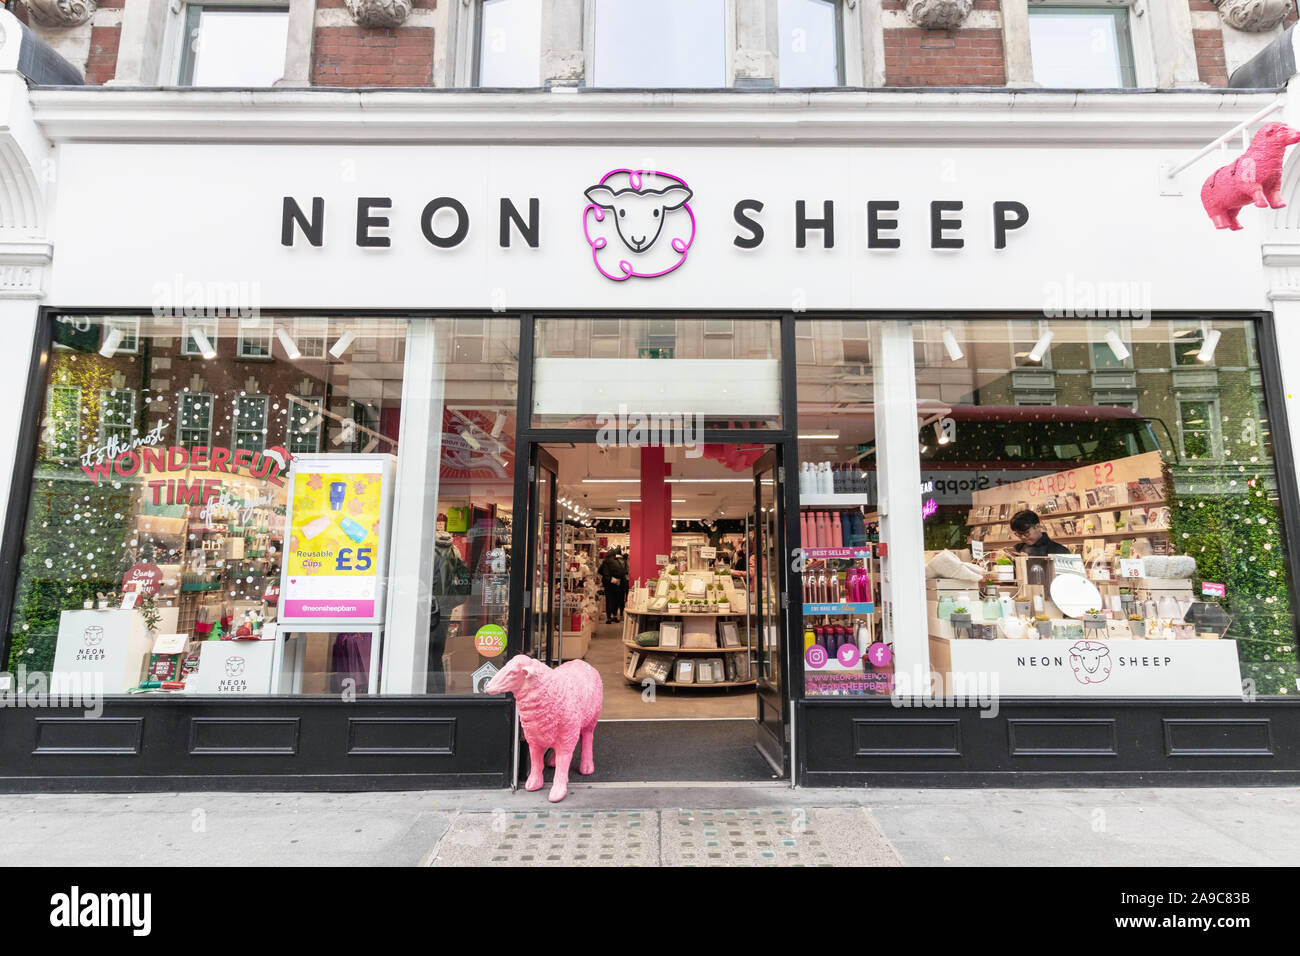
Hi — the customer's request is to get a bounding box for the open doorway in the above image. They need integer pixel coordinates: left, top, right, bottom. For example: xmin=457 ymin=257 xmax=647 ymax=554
xmin=520 ymin=439 xmax=788 ymax=783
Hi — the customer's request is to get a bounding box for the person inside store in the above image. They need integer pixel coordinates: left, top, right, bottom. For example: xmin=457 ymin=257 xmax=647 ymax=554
xmin=427 ymin=530 xmax=471 ymax=694
xmin=1004 ymin=509 xmax=1071 ymax=557
xmin=599 ymin=546 xmax=627 ymax=623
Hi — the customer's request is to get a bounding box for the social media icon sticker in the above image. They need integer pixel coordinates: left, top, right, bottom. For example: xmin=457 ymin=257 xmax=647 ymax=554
xmin=868 ymin=642 xmax=893 ymax=667
xmin=805 ymin=645 xmax=828 ymax=668
xmin=836 ymin=643 xmax=861 ymax=667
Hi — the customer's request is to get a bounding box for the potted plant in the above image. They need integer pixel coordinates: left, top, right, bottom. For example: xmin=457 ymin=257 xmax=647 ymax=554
xmin=1034 ymin=614 xmax=1052 ymax=639
xmin=1128 ymin=613 xmax=1146 ymax=638
xmin=995 ymin=556 xmax=1015 ymax=582
xmin=1082 ymin=608 xmax=1107 ymax=637
xmin=1014 ymin=596 xmax=1032 ymax=618
xmin=950 ymin=606 xmax=971 ymax=638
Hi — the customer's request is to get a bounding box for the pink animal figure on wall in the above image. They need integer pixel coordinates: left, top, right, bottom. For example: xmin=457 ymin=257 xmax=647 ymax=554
xmin=1201 ymin=122 xmax=1300 ymax=231
xmin=485 ymin=655 xmax=602 ymax=802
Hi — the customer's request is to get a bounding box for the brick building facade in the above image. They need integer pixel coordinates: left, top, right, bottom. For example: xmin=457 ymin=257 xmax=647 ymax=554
xmin=9 ymin=0 xmax=1298 ymax=91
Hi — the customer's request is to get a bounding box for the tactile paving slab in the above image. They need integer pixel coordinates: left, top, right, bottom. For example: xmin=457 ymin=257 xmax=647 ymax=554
xmin=424 ymin=807 xmax=901 ymax=867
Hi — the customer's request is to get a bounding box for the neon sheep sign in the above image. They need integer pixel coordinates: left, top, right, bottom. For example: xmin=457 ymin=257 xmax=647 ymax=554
xmin=582 ymin=169 xmax=696 ymax=281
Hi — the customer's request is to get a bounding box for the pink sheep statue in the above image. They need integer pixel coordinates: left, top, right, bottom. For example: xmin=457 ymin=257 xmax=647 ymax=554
xmin=1201 ymin=122 xmax=1300 ymax=231
xmin=485 ymin=655 xmax=602 ymax=803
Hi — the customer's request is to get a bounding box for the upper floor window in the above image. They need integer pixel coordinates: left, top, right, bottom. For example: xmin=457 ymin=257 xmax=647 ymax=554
xmin=476 ymin=0 xmax=542 ymax=86
xmin=592 ymin=0 xmax=726 ymax=88
xmin=177 ymin=4 xmax=289 ymax=87
xmin=1028 ymin=5 xmax=1136 ymax=89
xmin=778 ymin=0 xmax=842 ymax=87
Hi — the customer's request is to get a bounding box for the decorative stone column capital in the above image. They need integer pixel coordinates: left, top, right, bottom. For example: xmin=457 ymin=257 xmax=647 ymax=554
xmin=903 ymin=0 xmax=973 ymax=30
xmin=1213 ymin=0 xmax=1290 ymax=32
xmin=343 ymin=0 xmax=412 ymax=28
xmin=21 ymin=0 xmax=97 ymax=29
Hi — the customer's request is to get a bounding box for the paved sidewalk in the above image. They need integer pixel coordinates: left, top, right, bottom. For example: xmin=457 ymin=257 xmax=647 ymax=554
xmin=2 ymin=785 xmax=1297 ymax=866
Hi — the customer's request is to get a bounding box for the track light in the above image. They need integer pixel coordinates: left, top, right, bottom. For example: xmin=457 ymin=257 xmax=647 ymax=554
xmin=490 ymin=412 xmax=506 ymax=438
xmin=935 ymin=421 xmax=950 ymax=445
xmin=275 ymin=327 xmax=301 ymax=360
xmin=1104 ymin=330 xmax=1130 ymax=362
xmin=99 ymin=327 xmax=123 ymax=358
xmin=1027 ymin=329 xmax=1054 ymax=363
xmin=942 ymin=329 xmax=964 ymax=362
xmin=191 ymin=328 xmax=216 ymax=360
xmin=460 ymin=429 xmax=482 ymax=450
xmin=329 ymin=330 xmax=356 ymax=359
xmin=1197 ymin=329 xmax=1221 ymax=363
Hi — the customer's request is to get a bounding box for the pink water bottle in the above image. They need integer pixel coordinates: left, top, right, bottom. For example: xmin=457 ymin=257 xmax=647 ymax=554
xmin=832 ymin=512 xmax=843 ymax=549
xmin=817 ymin=512 xmax=830 ymax=548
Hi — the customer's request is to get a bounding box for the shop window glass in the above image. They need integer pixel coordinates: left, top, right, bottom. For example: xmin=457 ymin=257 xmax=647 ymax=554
xmin=177 ymin=5 xmax=289 ymax=88
xmin=1173 ymin=325 xmax=1207 ymax=366
xmin=532 ymin=317 xmax=781 ymax=430
xmin=794 ymin=319 xmax=883 ymax=697
xmin=778 ymin=0 xmax=841 ymax=87
xmin=1028 ymin=6 xmax=1136 ymax=89
xmin=592 ymin=0 xmax=726 ymax=88
xmin=286 ymin=395 xmax=324 ymax=454
xmin=292 ymin=317 xmax=328 ymax=359
xmin=915 ymin=318 xmax=1296 ymax=699
xmin=476 ymin=0 xmax=542 ymax=86
xmin=104 ymin=318 xmax=140 ymax=355
xmin=237 ymin=322 xmax=272 ymax=359
xmin=3 ymin=315 xmax=410 ymax=700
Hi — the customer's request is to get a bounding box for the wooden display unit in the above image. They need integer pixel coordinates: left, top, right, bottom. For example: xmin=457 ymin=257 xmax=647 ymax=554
xmin=966 ymin=451 xmax=1171 ymax=559
xmin=620 ymin=608 xmax=756 ymax=690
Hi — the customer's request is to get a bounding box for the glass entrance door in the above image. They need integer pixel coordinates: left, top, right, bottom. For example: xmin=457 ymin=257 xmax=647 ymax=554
xmin=525 ymin=445 xmax=562 ymax=667
xmin=752 ymin=448 xmax=788 ymax=774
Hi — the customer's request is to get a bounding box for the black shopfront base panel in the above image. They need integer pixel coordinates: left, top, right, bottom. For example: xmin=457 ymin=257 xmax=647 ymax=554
xmin=798 ymin=698 xmax=1300 ymax=787
xmin=0 ymin=696 xmax=514 ymax=792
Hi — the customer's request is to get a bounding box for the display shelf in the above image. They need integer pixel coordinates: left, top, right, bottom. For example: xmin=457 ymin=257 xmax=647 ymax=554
xmin=967 ymin=501 xmax=1166 ymax=528
xmin=623 ymin=676 xmax=756 ymax=689
xmin=979 ymin=529 xmax=1169 ymax=547
xmin=800 ymin=494 xmax=872 ymax=507
xmin=623 ymin=641 xmax=747 ymax=654
xmin=626 ymin=609 xmax=744 ymax=617
xmin=803 ymin=601 xmax=874 ymax=615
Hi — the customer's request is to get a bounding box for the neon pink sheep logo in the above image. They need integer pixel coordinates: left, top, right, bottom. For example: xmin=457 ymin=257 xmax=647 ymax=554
xmin=1068 ymin=640 xmax=1113 ymax=685
xmin=582 ymin=169 xmax=695 ymax=281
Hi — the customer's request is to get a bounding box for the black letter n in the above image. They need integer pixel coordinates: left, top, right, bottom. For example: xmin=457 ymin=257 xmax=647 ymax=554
xmin=282 ymin=197 xmax=324 ymax=247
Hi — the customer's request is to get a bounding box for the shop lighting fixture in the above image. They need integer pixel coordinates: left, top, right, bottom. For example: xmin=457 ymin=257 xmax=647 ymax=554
xmin=1027 ymin=329 xmax=1054 ymax=363
xmin=942 ymin=329 xmax=964 ymax=362
xmin=460 ymin=429 xmax=482 ymax=450
xmin=329 ymin=330 xmax=356 ymax=359
xmin=1104 ymin=330 xmax=1130 ymax=362
xmin=935 ymin=422 xmax=949 ymax=445
xmin=191 ymin=328 xmax=217 ymax=360
xmin=1197 ymin=329 xmax=1221 ymax=363
xmin=98 ymin=327 xmax=123 ymax=358
xmin=490 ymin=413 xmax=507 ymax=438
xmin=275 ymin=327 xmax=301 ymax=360
xmin=798 ymin=433 xmax=840 ymax=440
xmin=491 ymin=452 xmax=508 ymax=468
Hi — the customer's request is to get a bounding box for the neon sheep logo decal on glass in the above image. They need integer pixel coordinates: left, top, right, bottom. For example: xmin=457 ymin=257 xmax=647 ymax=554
xmin=582 ymin=169 xmax=695 ymax=281
xmin=1068 ymin=640 xmax=1112 ymax=685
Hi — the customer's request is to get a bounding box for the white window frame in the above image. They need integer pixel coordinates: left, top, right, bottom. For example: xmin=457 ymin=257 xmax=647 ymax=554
xmin=584 ymin=0 xmax=736 ymax=88
xmin=232 ymin=394 xmax=270 ymax=452
xmin=286 ymin=394 xmax=324 ymax=454
xmin=1017 ymin=0 xmax=1156 ymax=89
xmin=1177 ymin=396 xmax=1222 ymax=461
xmin=164 ymin=0 xmax=291 ymax=88
xmin=292 ymin=317 xmax=329 ymax=359
xmin=181 ymin=317 xmax=219 ymax=358
xmin=46 ymin=385 xmax=82 ymax=459
xmin=1171 ymin=321 xmax=1208 ymax=368
xmin=104 ymin=317 xmax=140 ymax=355
xmin=178 ymin=392 xmax=215 ymax=447
xmin=98 ymin=388 xmax=137 ymax=448
xmin=237 ymin=319 xmax=274 ymax=360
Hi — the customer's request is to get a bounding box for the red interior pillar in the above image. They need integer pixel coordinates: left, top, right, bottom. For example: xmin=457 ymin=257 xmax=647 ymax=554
xmin=631 ymin=446 xmax=672 ymax=581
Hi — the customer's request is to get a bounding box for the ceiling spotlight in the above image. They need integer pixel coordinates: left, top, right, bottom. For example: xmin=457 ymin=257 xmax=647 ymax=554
xmin=1104 ymin=330 xmax=1130 ymax=362
xmin=942 ymin=329 xmax=964 ymax=362
xmin=329 ymin=330 xmax=356 ymax=359
xmin=460 ymin=429 xmax=482 ymax=450
xmin=1197 ymin=329 xmax=1221 ymax=363
xmin=935 ymin=421 xmax=949 ymax=445
xmin=798 ymin=433 xmax=839 ymax=440
xmin=99 ymin=327 xmax=124 ymax=358
xmin=490 ymin=412 xmax=507 ymax=438
xmin=191 ymin=328 xmax=217 ymax=360
xmin=275 ymin=327 xmax=301 ymax=360
xmin=1027 ymin=329 xmax=1054 ymax=363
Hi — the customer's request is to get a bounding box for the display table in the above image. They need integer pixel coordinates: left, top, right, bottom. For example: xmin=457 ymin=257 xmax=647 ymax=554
xmin=621 ymin=609 xmax=754 ymax=689
xmin=928 ymin=636 xmax=1242 ymax=696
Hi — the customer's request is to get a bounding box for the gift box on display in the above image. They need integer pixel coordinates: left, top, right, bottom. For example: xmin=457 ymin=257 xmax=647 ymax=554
xmin=52 ymin=607 xmax=180 ymax=694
